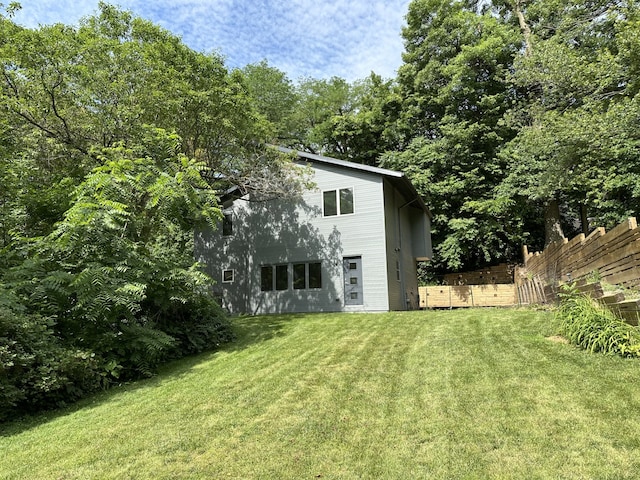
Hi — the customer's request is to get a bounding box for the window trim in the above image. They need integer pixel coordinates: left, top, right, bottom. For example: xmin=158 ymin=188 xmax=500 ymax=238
xmin=222 ymin=269 xmax=234 ymax=283
xmin=322 ymin=187 xmax=355 ymax=217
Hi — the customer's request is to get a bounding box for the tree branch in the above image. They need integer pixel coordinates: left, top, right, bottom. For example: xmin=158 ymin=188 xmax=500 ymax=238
xmin=514 ymin=0 xmax=533 ymax=56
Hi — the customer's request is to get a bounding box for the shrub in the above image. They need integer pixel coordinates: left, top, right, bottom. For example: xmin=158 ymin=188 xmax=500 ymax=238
xmin=0 ymin=131 xmax=234 ymax=421
xmin=556 ymin=286 xmax=640 ymax=357
xmin=0 ymin=289 xmax=102 ymax=421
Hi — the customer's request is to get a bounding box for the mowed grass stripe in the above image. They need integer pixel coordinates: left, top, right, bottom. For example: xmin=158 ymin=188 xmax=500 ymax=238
xmin=2 ymin=309 xmax=640 ymax=479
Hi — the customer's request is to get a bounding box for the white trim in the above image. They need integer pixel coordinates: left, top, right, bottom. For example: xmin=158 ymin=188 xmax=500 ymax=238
xmin=322 ymin=186 xmax=355 ymax=217
xmin=222 ymin=269 xmax=234 ymax=283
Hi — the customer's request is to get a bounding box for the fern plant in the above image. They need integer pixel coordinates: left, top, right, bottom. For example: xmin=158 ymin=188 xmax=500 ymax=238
xmin=9 ymin=129 xmax=232 ymax=383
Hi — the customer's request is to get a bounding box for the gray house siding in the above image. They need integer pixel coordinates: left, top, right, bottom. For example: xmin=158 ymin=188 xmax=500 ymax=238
xmin=382 ymin=179 xmax=427 ymax=310
xmin=195 ymin=161 xmax=391 ymax=314
xmin=311 ymin=163 xmax=390 ymax=312
xmin=195 ymin=150 xmax=431 ymax=314
xmin=383 ymin=181 xmax=403 ymax=310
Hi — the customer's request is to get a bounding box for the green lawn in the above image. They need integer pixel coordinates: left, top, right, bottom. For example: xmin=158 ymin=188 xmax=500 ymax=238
xmin=2 ymin=309 xmax=640 ymax=479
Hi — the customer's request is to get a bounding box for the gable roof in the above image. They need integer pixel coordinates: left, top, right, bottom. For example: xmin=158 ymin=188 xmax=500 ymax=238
xmin=279 ymin=147 xmax=431 ymax=217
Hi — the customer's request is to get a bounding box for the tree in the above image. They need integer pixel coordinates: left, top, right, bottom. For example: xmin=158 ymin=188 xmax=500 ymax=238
xmin=282 ymin=74 xmax=402 ymax=166
xmin=0 ymin=3 xmax=308 ymax=418
xmin=383 ymin=0 xmax=522 ymax=273
xmin=239 ymin=60 xmax=298 ymax=143
xmin=496 ymin=0 xmax=640 ymax=245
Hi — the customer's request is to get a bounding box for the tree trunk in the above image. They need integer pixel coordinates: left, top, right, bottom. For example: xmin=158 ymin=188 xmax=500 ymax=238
xmin=514 ymin=0 xmax=533 ymax=56
xmin=580 ymin=202 xmax=589 ymax=235
xmin=544 ymin=198 xmax=565 ymax=247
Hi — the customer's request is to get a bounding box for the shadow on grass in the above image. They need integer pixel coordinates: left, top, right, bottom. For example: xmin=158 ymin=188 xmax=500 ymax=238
xmin=0 ymin=313 xmax=303 ymax=437
xmin=225 ymin=313 xmax=307 ymax=350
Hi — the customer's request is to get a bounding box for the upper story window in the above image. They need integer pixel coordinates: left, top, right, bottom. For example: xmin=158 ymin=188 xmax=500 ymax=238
xmin=323 ymin=188 xmax=354 ymax=216
xmin=222 ymin=213 xmax=233 ymax=236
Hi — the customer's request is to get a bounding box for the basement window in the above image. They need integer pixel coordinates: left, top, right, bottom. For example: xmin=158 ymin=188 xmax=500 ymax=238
xmin=222 ymin=269 xmax=234 ymax=283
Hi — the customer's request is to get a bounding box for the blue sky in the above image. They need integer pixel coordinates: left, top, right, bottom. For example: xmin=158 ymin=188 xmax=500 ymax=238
xmin=13 ymin=0 xmax=411 ymax=82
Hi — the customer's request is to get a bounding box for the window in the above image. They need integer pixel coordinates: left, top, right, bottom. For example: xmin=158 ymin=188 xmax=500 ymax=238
xmin=339 ymin=188 xmax=354 ymax=214
xmin=323 ymin=191 xmax=337 ymax=217
xmin=261 ymin=266 xmax=273 ymax=291
xmin=275 ymin=265 xmax=288 ymax=291
xmin=222 ymin=213 xmax=233 ymax=236
xmin=293 ymin=262 xmax=322 ymax=289
xmin=323 ymin=188 xmax=354 ymax=216
xmin=263 ymin=262 xmax=321 ymax=291
xmin=293 ymin=263 xmax=306 ymax=290
xmin=222 ymin=269 xmax=234 ymax=283
xmin=308 ymin=262 xmax=322 ymax=289
xmin=261 ymin=265 xmax=289 ymax=291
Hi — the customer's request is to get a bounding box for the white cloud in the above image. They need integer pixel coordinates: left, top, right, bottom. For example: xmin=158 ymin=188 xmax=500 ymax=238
xmin=12 ymin=0 xmax=410 ymax=82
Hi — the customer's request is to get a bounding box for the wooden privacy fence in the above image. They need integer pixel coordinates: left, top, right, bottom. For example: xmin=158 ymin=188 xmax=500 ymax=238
xmin=516 ymin=217 xmax=640 ymax=322
xmin=421 ymin=263 xmax=518 ymax=308
xmin=419 ymin=284 xmax=517 ymax=308
xmin=517 ymin=217 xmax=640 ymax=304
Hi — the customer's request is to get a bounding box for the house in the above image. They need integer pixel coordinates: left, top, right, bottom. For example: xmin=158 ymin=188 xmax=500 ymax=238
xmin=195 ymin=149 xmax=432 ymax=314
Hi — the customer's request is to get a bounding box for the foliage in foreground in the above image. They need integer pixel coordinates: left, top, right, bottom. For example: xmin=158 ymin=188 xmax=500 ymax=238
xmin=0 ymin=132 xmax=234 ymax=421
xmin=0 ymin=6 xmax=255 ymax=422
xmin=557 ymin=287 xmax=640 ymax=357
xmin=4 ymin=311 xmax=640 ymax=479
xmin=0 ymin=286 xmax=102 ymax=421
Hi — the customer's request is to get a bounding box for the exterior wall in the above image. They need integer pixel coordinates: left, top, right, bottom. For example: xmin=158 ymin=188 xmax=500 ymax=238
xmin=382 ymin=179 xmax=431 ymax=310
xmin=411 ymin=206 xmax=432 ymax=261
xmin=195 ymin=162 xmax=391 ymax=314
xmin=383 ymin=182 xmax=404 ymax=310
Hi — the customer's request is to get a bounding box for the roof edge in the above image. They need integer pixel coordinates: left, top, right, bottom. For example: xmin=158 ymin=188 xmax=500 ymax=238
xmin=278 ymin=147 xmax=431 ymax=218
xmin=278 ymin=147 xmax=404 ymax=178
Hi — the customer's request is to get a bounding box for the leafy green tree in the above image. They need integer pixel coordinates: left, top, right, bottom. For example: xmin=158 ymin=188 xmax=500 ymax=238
xmin=320 ymin=74 xmax=404 ymax=166
xmin=288 ymin=76 xmax=353 ymax=155
xmin=5 ymin=129 xmax=232 ymax=380
xmin=276 ymin=73 xmax=402 ymax=166
xmin=0 ymin=3 xmax=308 ymax=418
xmin=0 ymin=284 xmax=102 ymax=421
xmin=383 ymin=0 xmax=522 ymax=272
xmin=496 ymin=0 xmax=640 ymax=244
xmin=239 ymin=60 xmax=298 ymax=143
